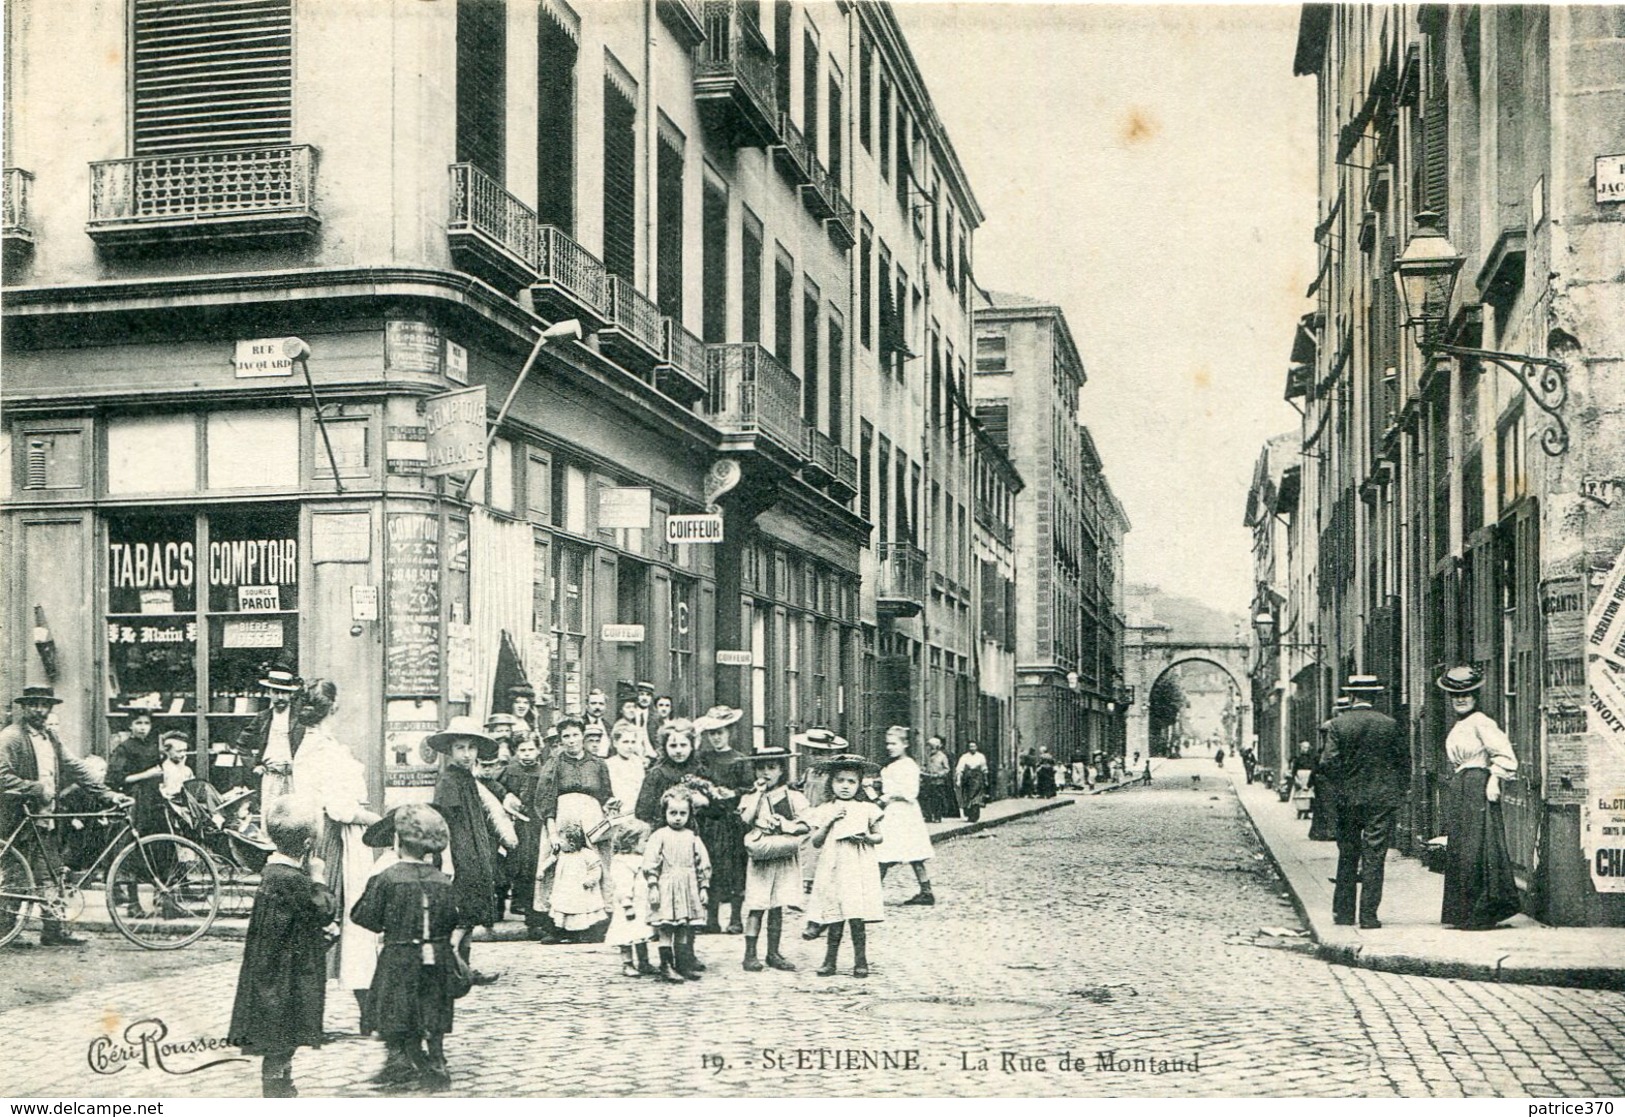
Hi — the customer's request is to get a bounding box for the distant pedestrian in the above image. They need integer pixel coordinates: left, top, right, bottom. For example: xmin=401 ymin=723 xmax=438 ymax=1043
xmin=1214 ymin=747 xmax=1226 ymax=768
xmin=876 ymin=726 xmax=936 ymax=906
xmin=1035 ymin=749 xmax=1057 ymax=798
xmin=1320 ymin=675 xmax=1410 ymax=930
xmin=920 ymin=737 xmax=952 ymax=823
xmin=1240 ymin=746 xmax=1258 ymax=784
xmin=228 ymin=799 xmax=337 ymax=1098
xmin=1436 ymin=667 xmax=1522 ymax=930
xmin=954 ymin=740 xmax=990 ymax=823
xmin=1018 ymin=749 xmax=1037 ymax=797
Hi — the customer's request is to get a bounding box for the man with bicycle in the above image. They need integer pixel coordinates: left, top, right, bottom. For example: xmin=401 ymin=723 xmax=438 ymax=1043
xmin=0 ymin=686 xmax=129 ymax=946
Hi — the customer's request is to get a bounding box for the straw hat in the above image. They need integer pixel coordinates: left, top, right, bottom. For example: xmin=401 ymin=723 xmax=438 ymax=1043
xmin=694 ymin=705 xmax=743 ymax=732
xmin=1436 ymin=665 xmax=1484 ymax=694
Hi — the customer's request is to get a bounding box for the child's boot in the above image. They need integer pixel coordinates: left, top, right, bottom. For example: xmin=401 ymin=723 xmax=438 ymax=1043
xmin=656 ymin=945 xmax=685 ymax=983
xmin=850 ymin=919 xmax=870 ymax=978
xmin=816 ymin=922 xmax=845 ymax=976
xmin=904 ymin=881 xmax=936 ymax=906
xmin=372 ymin=1038 xmax=418 ymax=1087
xmin=702 ymin=894 xmax=722 ymax=934
xmin=742 ymin=934 xmax=764 ymax=971
xmin=422 ymin=1036 xmax=451 ymax=1091
xmin=635 ymin=941 xmax=658 ymax=975
xmin=674 ymin=929 xmax=703 ymax=981
xmin=621 ymin=946 xmax=641 ymax=978
xmin=765 ymin=909 xmax=797 ymax=971
xmin=261 ymin=1053 xmax=296 ymax=1098
xmin=725 ymin=901 xmax=744 ymax=935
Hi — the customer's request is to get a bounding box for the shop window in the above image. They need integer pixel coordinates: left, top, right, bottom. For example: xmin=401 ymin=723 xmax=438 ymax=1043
xmin=785 ymin=610 xmax=801 ymax=730
xmin=19 ymin=427 xmax=85 ymax=490
xmin=552 ymin=540 xmax=589 ymax=715
xmin=106 ymin=510 xmax=199 ymax=725
xmin=531 ymin=534 xmax=552 ymax=699
xmin=812 ymin=618 xmax=828 ymax=726
xmin=315 ymin=418 xmax=371 ymax=480
xmin=749 ymin=600 xmax=768 ymax=750
xmin=207 ymin=409 xmax=298 ymax=490
xmin=615 ymin=558 xmax=650 ymax=683
xmin=107 ymin=414 xmax=196 ymax=495
xmin=564 ymin=465 xmax=589 ymax=535
xmin=527 ymin=450 xmax=553 ymax=523
xmin=669 ymin=575 xmax=695 ymax=716
xmin=487 ymin=437 xmax=515 ymax=513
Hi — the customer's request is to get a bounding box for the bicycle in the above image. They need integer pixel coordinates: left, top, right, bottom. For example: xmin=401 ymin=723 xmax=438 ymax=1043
xmin=0 ymin=801 xmax=221 ymax=950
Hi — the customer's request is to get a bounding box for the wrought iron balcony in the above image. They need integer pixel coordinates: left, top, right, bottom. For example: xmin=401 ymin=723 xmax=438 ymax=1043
xmin=802 ymin=424 xmax=837 ymax=485
xmin=3 ymin=167 xmax=34 ymax=266
xmin=532 ymin=225 xmax=611 ymax=331
xmin=448 ymin=162 xmax=541 ymax=292
xmin=825 ymin=189 xmax=855 ymax=250
xmin=657 ymin=319 xmax=709 ymax=403
xmin=694 ymin=0 xmax=778 ymax=148
xmin=800 ymin=158 xmax=838 ymax=222
xmin=88 ymin=145 xmax=318 ymax=248
xmin=600 ymin=276 xmax=665 ymax=373
xmin=830 ymin=441 xmax=858 ymax=499
xmin=771 ymin=112 xmax=814 ymax=186
xmin=657 ymin=0 xmax=706 ymax=46
xmin=704 ymin=343 xmax=804 ymax=460
xmin=877 ymin=541 xmax=928 ymax=617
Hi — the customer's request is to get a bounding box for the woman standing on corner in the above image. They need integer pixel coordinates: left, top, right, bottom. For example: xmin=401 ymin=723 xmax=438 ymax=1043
xmin=1436 ymin=666 xmax=1523 ymax=931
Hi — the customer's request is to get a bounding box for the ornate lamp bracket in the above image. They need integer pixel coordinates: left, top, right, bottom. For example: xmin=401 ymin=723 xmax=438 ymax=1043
xmin=1431 ymin=343 xmax=1569 ymax=457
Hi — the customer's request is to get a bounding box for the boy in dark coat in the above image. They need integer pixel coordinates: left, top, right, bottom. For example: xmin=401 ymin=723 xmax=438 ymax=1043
xmin=228 ymin=799 xmax=337 ymax=1098
xmin=350 ymin=803 xmax=462 ymax=1091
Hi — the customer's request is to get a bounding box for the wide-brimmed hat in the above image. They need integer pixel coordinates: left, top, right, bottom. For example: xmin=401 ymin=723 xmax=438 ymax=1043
xmin=1341 ymin=673 xmax=1385 ymax=693
xmin=484 ymin=712 xmax=522 ymax=731
xmin=746 ymin=743 xmax=796 ymax=765
xmin=1436 ymin=665 xmax=1484 ymax=694
xmin=14 ymin=685 xmax=62 ymax=706
xmin=118 ymin=693 xmax=164 ymax=715
xmin=257 ymin=665 xmax=302 ymax=693
xmin=694 ymin=705 xmax=742 ymax=732
xmin=792 ymin=727 xmax=844 ymax=752
xmin=424 ymin=716 xmax=500 ymax=760
xmin=814 ymin=752 xmax=881 ymax=776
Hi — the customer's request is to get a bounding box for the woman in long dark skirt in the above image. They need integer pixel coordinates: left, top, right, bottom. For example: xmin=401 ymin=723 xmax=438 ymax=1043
xmin=1436 ymin=666 xmax=1522 ymax=930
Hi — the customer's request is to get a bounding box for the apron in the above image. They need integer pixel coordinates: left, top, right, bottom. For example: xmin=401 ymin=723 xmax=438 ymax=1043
xmin=533 ymin=792 xmax=609 ymax=912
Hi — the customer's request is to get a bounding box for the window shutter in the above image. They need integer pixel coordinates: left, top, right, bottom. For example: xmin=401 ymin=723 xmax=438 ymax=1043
xmin=132 ymin=0 xmax=292 ymax=156
xmin=602 ymin=77 xmax=637 ymax=281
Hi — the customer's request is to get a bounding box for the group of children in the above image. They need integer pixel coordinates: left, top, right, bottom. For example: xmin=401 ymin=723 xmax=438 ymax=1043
xmin=228 ymin=709 xmax=911 ymax=1095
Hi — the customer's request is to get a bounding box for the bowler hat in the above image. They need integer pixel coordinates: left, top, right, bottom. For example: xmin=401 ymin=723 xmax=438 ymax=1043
xmin=424 ymin=716 xmax=500 ymax=760
xmin=14 ymin=685 xmax=62 ymax=706
xmin=1436 ymin=665 xmax=1484 ymax=694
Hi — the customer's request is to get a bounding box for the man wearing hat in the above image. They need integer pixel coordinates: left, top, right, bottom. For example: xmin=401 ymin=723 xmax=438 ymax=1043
xmin=235 ymin=659 xmax=305 ymax=804
xmin=0 ymin=686 xmax=126 ymax=945
xmin=428 ymin=717 xmax=504 ymax=982
xmin=1320 ymin=674 xmax=1410 ymax=929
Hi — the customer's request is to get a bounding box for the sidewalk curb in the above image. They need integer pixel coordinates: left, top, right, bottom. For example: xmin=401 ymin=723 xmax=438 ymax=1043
xmin=1228 ymin=779 xmax=1625 ymax=991
xmin=929 ymin=796 xmax=1073 ymax=844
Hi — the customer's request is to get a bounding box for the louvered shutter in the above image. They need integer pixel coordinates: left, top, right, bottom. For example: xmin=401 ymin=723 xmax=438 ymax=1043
xmin=601 ymin=77 xmax=637 ymax=281
xmin=133 ymin=0 xmax=292 ymax=155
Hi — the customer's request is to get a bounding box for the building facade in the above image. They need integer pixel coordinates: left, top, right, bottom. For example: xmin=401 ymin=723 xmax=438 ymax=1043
xmin=1290 ymin=3 xmax=1625 ymax=925
xmin=1244 ymin=432 xmax=1303 ymax=781
xmin=0 ymin=0 xmax=999 ymax=802
xmin=973 ymin=292 xmax=1130 ymax=770
xmin=971 ymin=418 xmax=1022 ymax=794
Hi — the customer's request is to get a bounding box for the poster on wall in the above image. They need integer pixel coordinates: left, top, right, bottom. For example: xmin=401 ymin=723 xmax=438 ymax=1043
xmin=385 ymin=699 xmax=442 ymax=804
xmin=385 ymin=512 xmax=441 ymax=695
xmin=1582 ymin=784 xmax=1625 ymax=893
xmin=1584 ymin=542 xmax=1625 ymax=890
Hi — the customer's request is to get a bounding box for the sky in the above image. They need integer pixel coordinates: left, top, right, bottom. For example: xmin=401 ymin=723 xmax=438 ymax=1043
xmin=893 ymin=2 xmax=1319 ymax=616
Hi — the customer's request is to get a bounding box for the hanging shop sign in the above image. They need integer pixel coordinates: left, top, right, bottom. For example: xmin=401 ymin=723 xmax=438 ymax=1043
xmin=598 ymin=486 xmax=653 ymax=530
xmin=233 ymin=338 xmax=297 ymax=379
xmin=385 ymin=512 xmax=442 ymax=695
xmin=602 ymin=624 xmax=646 ymax=643
xmin=423 ymin=386 xmax=488 ymax=477
xmin=715 ymin=650 xmax=753 ymax=667
xmin=385 ymin=320 xmax=443 ymax=375
xmin=1597 ymin=155 xmax=1625 ymax=205
xmin=667 ymin=513 xmax=724 ymax=544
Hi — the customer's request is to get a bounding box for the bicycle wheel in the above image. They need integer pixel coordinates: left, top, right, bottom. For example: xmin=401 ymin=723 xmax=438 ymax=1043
xmin=0 ymin=845 xmax=36 ymax=948
xmin=106 ymin=834 xmax=220 ymax=949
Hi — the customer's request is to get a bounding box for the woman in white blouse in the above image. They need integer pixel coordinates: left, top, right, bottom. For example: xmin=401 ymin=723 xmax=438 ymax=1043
xmin=1436 ymin=666 xmax=1522 ymax=930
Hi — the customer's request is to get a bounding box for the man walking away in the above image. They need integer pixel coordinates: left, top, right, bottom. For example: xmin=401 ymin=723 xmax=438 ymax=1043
xmin=1320 ymin=674 xmax=1410 ymax=930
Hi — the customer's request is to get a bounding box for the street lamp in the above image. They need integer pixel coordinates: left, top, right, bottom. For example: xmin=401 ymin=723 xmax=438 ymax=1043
xmin=461 ymin=318 xmax=589 ymax=498
xmin=1393 ymin=211 xmax=1570 ymax=456
xmin=1251 ymin=611 xmax=1323 ymax=657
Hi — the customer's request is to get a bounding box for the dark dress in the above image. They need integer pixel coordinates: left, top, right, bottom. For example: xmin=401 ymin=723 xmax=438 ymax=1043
xmin=696 ymin=747 xmax=754 ymax=904
xmin=1035 ymin=758 xmax=1057 ymax=799
xmin=635 ymin=753 xmax=703 ymax=827
xmin=229 ymin=861 xmax=338 ymax=1056
xmin=1442 ymin=767 xmax=1521 ymax=929
xmin=501 ymin=758 xmax=544 ymax=917
xmin=349 ymin=860 xmax=462 ymax=1038
xmin=108 ymin=734 xmax=166 ymax=836
xmin=433 ymin=764 xmax=499 ymax=928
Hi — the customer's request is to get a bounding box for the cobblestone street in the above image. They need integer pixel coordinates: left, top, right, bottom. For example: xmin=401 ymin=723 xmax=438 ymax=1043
xmin=6 ymin=758 xmax=1624 ymax=1098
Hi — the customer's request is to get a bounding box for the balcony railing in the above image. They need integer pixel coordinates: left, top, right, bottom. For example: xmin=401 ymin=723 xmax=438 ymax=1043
xmin=771 ymin=112 xmax=813 ymax=186
xmin=800 ymin=158 xmax=838 ymax=222
xmin=533 ymin=225 xmax=611 ymax=328
xmin=4 ymin=168 xmax=34 ymax=239
xmin=877 ymin=541 xmax=928 ymax=617
xmin=657 ymin=0 xmax=706 ymax=46
xmin=704 ymin=343 xmax=804 ymax=459
xmin=826 ymin=189 xmax=856 ymax=250
xmin=694 ymin=0 xmax=778 ymax=148
xmin=448 ymin=162 xmax=540 ymax=291
xmin=831 ymin=442 xmax=858 ymax=496
xmin=601 ymin=275 xmax=665 ymax=371
xmin=88 ymin=145 xmax=318 ymax=247
xmin=657 ymin=319 xmax=709 ymax=403
xmin=803 ymin=425 xmax=837 ymax=484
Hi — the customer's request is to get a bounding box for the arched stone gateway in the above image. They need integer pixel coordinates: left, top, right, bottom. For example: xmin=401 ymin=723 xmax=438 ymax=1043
xmin=1123 ymin=635 xmax=1252 ymax=762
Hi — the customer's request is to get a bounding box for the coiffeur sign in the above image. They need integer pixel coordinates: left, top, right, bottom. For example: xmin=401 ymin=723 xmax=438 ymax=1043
xmin=424 ymin=385 xmax=487 ymax=477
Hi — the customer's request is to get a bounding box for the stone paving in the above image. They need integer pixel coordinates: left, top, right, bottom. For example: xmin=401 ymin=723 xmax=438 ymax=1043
xmin=4 ymin=758 xmax=1623 ymax=1098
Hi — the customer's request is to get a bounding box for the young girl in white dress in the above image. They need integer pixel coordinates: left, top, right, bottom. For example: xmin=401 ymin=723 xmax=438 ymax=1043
xmin=606 ymin=821 xmax=656 ymax=978
xmin=876 ymin=725 xmax=936 ymax=905
xmin=803 ymin=755 xmax=884 ymax=977
xmin=548 ymin=821 xmax=606 ymax=934
xmin=642 ymin=787 xmax=712 ymax=983
xmin=737 ymin=745 xmax=810 ymax=972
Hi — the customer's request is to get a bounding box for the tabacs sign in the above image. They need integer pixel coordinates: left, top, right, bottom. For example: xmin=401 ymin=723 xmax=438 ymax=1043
xmin=423 ymin=385 xmax=487 ymax=477
xmin=667 ymin=513 xmax=724 ymax=544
